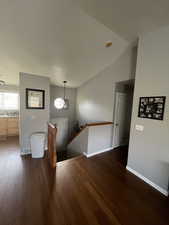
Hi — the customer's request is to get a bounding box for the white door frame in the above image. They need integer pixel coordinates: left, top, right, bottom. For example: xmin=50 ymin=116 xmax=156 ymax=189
xmin=112 ymin=92 xmax=127 ymax=148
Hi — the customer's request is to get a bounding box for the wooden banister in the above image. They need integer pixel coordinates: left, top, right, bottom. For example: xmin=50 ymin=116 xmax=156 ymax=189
xmin=86 ymin=122 xmax=113 ymax=127
xmin=68 ymin=122 xmax=113 ymax=144
xmin=47 ymin=123 xmax=57 ymax=168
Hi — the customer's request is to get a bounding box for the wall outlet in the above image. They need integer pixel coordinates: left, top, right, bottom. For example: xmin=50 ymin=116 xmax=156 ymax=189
xmin=135 ymin=124 xmax=144 ymax=131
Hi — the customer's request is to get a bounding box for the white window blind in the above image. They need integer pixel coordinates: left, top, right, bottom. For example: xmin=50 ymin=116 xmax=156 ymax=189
xmin=0 ymin=92 xmax=19 ymax=110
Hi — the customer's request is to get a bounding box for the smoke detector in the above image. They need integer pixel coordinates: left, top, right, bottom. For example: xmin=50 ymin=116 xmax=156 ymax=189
xmin=0 ymin=80 xmax=5 ymax=86
xmin=105 ymin=41 xmax=112 ymax=48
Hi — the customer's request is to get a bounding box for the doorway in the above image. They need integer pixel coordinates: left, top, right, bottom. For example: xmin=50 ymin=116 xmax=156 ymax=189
xmin=113 ymin=80 xmax=134 ymax=165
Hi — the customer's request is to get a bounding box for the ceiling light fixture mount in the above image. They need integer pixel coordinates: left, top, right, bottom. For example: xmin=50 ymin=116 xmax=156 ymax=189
xmin=105 ymin=41 xmax=112 ymax=48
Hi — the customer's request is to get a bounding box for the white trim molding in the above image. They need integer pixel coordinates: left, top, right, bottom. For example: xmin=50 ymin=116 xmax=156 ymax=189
xmin=126 ymin=166 xmax=168 ymax=197
xmin=20 ymin=149 xmax=31 ymax=156
xmin=20 ymin=147 xmax=47 ymax=156
xmin=83 ymin=147 xmax=113 ymax=158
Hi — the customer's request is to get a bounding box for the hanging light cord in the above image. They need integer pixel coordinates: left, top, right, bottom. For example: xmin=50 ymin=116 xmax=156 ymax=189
xmin=63 ymin=81 xmax=67 ymax=99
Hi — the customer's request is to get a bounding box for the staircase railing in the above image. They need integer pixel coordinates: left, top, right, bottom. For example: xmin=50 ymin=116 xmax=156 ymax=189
xmin=47 ymin=123 xmax=57 ymax=168
xmin=68 ymin=122 xmax=113 ymax=145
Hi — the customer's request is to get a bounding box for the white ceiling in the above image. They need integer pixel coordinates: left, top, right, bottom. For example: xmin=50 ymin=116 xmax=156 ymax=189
xmin=75 ymin=0 xmax=169 ymax=41
xmin=0 ymin=0 xmax=169 ymax=87
xmin=0 ymin=0 xmax=128 ymax=87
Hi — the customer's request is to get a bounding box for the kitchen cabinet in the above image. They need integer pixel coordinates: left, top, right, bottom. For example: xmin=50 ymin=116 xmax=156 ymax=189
xmin=7 ymin=117 xmax=19 ymax=136
xmin=0 ymin=118 xmax=8 ymax=140
xmin=0 ymin=117 xmax=19 ymax=140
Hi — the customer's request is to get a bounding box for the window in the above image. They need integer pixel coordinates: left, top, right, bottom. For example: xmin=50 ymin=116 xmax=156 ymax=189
xmin=0 ymin=92 xmax=19 ymax=110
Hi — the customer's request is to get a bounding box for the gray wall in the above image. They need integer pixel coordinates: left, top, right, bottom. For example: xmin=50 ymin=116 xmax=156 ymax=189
xmin=128 ymin=26 xmax=169 ymax=192
xmin=76 ymin=47 xmax=136 ymax=125
xmin=19 ymin=73 xmax=50 ymax=154
xmin=50 ymin=85 xmax=77 ymax=136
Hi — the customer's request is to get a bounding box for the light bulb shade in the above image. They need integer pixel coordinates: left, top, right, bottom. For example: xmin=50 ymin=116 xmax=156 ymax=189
xmin=54 ymin=98 xmax=65 ymax=109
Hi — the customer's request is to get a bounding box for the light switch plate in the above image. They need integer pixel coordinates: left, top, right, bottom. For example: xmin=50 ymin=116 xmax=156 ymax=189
xmin=135 ymin=124 xmax=144 ymax=131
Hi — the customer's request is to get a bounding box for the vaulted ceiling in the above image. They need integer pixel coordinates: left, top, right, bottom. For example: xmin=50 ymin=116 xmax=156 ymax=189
xmin=75 ymin=0 xmax=169 ymax=41
xmin=0 ymin=0 xmax=169 ymax=87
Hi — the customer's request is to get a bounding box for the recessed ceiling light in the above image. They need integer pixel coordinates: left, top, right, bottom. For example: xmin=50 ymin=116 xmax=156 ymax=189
xmin=0 ymin=80 xmax=5 ymax=86
xmin=105 ymin=42 xmax=112 ymax=48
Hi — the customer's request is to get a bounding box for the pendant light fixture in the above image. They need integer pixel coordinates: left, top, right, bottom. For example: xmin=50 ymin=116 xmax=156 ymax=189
xmin=54 ymin=81 xmax=69 ymax=110
xmin=63 ymin=81 xmax=69 ymax=109
xmin=0 ymin=80 xmax=5 ymax=86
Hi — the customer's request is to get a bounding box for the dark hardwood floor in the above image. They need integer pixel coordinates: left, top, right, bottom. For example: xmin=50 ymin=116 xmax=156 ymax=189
xmin=113 ymin=145 xmax=129 ymax=166
xmin=0 ymin=137 xmax=169 ymax=225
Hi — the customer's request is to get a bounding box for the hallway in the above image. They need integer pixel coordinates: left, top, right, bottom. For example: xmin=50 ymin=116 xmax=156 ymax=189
xmin=0 ymin=139 xmax=169 ymax=225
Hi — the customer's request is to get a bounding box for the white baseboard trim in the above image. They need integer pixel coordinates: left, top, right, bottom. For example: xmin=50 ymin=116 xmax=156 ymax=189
xmin=84 ymin=147 xmax=113 ymax=158
xmin=20 ymin=148 xmax=47 ymax=156
xmin=83 ymin=152 xmax=87 ymax=157
xmin=20 ymin=150 xmax=31 ymax=156
xmin=126 ymin=166 xmax=168 ymax=197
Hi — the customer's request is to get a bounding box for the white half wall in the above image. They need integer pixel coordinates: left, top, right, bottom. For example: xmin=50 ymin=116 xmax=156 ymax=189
xmin=127 ymin=26 xmax=169 ymax=194
xmin=87 ymin=124 xmax=112 ymax=155
xmin=19 ymin=73 xmax=50 ymax=154
xmin=67 ymin=124 xmax=113 ymax=157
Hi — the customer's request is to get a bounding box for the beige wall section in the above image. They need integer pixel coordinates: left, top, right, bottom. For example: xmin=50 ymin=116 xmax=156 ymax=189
xmin=0 ymin=85 xmax=19 ymax=93
xmin=19 ymin=73 xmax=50 ymax=154
xmin=76 ymin=47 xmax=136 ymax=125
xmin=50 ymin=85 xmax=77 ymax=136
xmin=127 ymin=26 xmax=169 ymax=192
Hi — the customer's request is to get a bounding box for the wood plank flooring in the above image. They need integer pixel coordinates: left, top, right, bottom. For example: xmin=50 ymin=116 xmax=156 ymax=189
xmin=0 ymin=137 xmax=169 ymax=225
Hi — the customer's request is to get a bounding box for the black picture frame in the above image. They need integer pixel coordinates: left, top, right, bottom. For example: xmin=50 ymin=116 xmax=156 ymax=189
xmin=138 ymin=96 xmax=166 ymax=120
xmin=26 ymin=88 xmax=45 ymax=109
